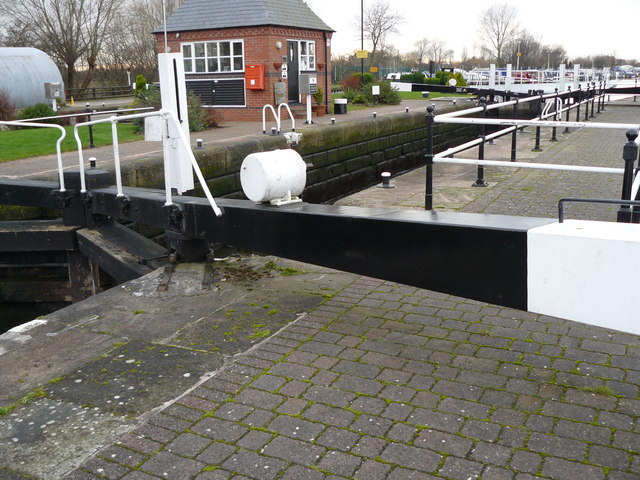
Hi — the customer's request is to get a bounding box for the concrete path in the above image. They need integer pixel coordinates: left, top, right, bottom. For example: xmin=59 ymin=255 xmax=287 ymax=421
xmin=0 ymin=101 xmax=639 ymax=480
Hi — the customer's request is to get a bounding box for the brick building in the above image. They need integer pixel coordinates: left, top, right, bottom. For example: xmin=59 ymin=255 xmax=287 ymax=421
xmin=154 ymin=0 xmax=334 ymax=121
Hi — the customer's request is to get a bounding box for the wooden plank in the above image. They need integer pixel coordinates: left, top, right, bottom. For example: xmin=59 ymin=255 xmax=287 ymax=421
xmin=0 ymin=220 xmax=78 ymax=252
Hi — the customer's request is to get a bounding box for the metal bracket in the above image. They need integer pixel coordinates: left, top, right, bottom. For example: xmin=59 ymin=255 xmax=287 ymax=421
xmin=163 ymin=203 xmax=184 ymax=232
xmin=51 ymin=189 xmax=76 ymax=209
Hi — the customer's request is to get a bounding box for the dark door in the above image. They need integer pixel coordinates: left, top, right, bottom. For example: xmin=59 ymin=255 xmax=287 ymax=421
xmin=287 ymin=41 xmax=299 ymax=103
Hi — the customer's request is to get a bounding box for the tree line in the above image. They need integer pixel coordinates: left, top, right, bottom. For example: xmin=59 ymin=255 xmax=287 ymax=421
xmin=0 ymin=0 xmax=635 ymax=91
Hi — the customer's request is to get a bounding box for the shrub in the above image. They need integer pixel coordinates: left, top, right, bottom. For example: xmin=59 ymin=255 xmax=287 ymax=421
xmin=362 ymin=72 xmax=374 ymax=84
xmin=0 ymin=90 xmax=16 ymax=121
xmin=375 ymin=81 xmax=401 ymax=104
xmin=17 ymin=103 xmax=59 ymax=124
xmin=341 ymin=74 xmax=362 ymax=91
xmin=134 ymin=74 xmax=147 ymax=97
xmin=312 ymin=86 xmax=324 ymax=105
xmin=400 ymin=72 xmax=425 ymax=84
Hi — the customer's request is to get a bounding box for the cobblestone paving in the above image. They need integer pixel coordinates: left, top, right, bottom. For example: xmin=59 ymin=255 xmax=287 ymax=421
xmin=61 ymin=105 xmax=640 ymax=480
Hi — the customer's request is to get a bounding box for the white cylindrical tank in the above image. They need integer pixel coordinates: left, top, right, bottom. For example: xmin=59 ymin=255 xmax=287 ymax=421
xmin=240 ymin=149 xmax=307 ymax=204
xmin=0 ymin=47 xmax=65 ymax=108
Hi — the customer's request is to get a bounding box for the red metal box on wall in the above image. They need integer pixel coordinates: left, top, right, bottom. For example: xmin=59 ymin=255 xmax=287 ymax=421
xmin=246 ymin=64 xmax=265 ymax=90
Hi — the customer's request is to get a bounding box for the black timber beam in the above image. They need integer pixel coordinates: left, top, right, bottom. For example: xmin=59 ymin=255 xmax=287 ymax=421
xmin=88 ymin=187 xmax=554 ymax=310
xmin=76 ymin=223 xmax=168 ymax=283
xmin=0 ymin=220 xmax=78 ymax=252
xmin=0 ymin=179 xmax=66 ymax=209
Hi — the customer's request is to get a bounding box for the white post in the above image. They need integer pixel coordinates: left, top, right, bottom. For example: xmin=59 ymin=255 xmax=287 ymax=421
xmin=573 ymin=63 xmax=581 ymax=90
xmin=559 ymin=64 xmax=566 ymax=92
xmin=158 ymin=52 xmax=194 ymax=194
xmin=505 ymin=64 xmax=512 ymax=87
xmin=306 ymin=93 xmax=312 ymax=124
xmin=489 ymin=64 xmax=496 ymax=88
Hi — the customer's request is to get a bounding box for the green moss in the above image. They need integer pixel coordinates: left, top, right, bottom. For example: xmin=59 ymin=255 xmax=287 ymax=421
xmin=267 ymin=309 xmax=279 ymax=315
xmin=0 ymin=387 xmax=47 ymax=417
xmin=132 ymin=309 xmax=145 ymax=315
xmin=247 ymin=329 xmax=271 ymax=339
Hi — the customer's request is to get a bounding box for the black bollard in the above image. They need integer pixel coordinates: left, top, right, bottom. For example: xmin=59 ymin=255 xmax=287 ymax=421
xmin=472 ymin=97 xmax=488 ymax=187
xmin=425 ymin=105 xmax=435 ymax=210
xmin=617 ymin=129 xmax=639 ymax=223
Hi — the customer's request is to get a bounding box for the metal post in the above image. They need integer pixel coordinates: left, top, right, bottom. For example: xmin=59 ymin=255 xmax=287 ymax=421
xmin=602 ymin=81 xmax=606 ymax=111
xmin=564 ymin=87 xmax=571 ymax=134
xmin=550 ymin=88 xmax=558 ymax=142
xmin=86 ymin=104 xmax=96 ymax=149
xmin=487 ymin=95 xmax=495 ymax=145
xmin=584 ymin=84 xmax=590 ymax=121
xmin=425 ymin=105 xmax=435 ymax=210
xmin=511 ymin=97 xmax=518 ymax=161
xmin=532 ymin=92 xmax=543 ymax=151
xmin=472 ymin=97 xmax=488 ymax=187
xmin=590 ymin=82 xmax=596 ymax=117
xmin=617 ymin=129 xmax=639 ymax=223
xmin=597 ymin=81 xmax=602 ymax=113
xmin=576 ymin=85 xmax=581 ymax=123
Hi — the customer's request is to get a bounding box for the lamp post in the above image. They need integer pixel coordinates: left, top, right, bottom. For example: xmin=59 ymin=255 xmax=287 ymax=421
xmin=361 ymin=0 xmax=364 ymax=79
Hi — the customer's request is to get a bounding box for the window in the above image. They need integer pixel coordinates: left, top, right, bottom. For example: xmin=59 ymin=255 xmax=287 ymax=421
xmin=182 ymin=40 xmax=244 ymax=73
xmin=299 ymin=40 xmax=315 ymax=71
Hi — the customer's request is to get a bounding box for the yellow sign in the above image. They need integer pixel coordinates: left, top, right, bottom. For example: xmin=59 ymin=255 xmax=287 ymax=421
xmin=517 ymin=52 xmax=522 ymax=57
xmin=369 ymin=66 xmax=378 ymax=73
xmin=356 ymin=50 xmax=368 ymax=59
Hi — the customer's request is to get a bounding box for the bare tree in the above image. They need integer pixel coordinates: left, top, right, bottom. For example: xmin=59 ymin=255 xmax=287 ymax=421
xmin=361 ymin=0 xmax=404 ymax=65
xmin=428 ymin=39 xmax=453 ymax=69
xmin=477 ymin=3 xmax=520 ymax=66
xmin=411 ymin=38 xmax=430 ymax=69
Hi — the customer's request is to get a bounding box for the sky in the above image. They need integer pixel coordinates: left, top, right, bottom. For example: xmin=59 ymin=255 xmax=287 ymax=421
xmin=305 ymin=0 xmax=639 ymax=63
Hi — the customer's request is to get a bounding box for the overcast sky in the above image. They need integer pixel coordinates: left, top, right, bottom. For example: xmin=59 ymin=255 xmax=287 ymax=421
xmin=305 ymin=0 xmax=639 ymax=63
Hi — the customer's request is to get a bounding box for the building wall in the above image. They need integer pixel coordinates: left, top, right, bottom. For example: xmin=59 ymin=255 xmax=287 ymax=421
xmin=155 ymin=26 xmax=332 ymax=122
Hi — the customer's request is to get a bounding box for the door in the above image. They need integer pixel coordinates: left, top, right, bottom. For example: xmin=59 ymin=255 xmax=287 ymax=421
xmin=287 ymin=41 xmax=299 ymax=103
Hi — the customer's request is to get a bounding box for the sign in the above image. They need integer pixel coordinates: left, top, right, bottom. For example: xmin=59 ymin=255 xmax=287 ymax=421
xmin=356 ymin=50 xmax=368 ymax=59
xmin=517 ymin=52 xmax=522 ymax=57
xmin=372 ymin=85 xmax=380 ymax=96
xmin=369 ymin=66 xmax=378 ymax=73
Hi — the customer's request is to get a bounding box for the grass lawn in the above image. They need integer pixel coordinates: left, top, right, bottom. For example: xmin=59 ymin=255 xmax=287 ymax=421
xmin=331 ymin=90 xmax=473 ymax=109
xmin=0 ymin=122 xmax=142 ymax=162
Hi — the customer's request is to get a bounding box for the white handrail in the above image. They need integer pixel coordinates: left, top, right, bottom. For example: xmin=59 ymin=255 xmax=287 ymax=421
xmin=433 ymin=157 xmax=625 ymax=175
xmin=0 ymin=120 xmax=67 ymax=191
xmin=262 ymin=104 xmax=280 ymax=134
xmin=277 ymin=103 xmax=296 ymax=132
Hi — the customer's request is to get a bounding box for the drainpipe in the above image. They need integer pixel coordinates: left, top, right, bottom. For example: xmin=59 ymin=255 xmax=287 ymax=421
xmin=323 ymin=31 xmax=329 ymax=114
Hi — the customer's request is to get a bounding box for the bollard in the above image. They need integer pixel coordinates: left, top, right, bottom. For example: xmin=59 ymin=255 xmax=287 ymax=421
xmin=331 ymin=117 xmax=336 ymax=125
xmin=89 ymin=157 xmax=97 ymax=169
xmin=550 ymin=88 xmax=559 ymax=142
xmin=196 ymin=139 xmax=203 ymax=149
xmin=425 ymin=105 xmax=435 ymax=210
xmin=405 ymin=107 xmax=409 ymax=113
xmin=373 ymin=112 xmax=377 ymax=118
xmin=271 ymin=127 xmax=277 ymax=136
xmin=617 ymin=129 xmax=639 ymax=222
xmin=532 ymin=92 xmax=543 ymax=152
xmin=378 ymin=171 xmax=395 ymax=189
xmin=472 ymin=97 xmax=488 ymax=187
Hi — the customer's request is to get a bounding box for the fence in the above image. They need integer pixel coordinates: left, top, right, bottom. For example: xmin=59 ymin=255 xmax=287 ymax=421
xmin=65 ymin=85 xmax=133 ymax=101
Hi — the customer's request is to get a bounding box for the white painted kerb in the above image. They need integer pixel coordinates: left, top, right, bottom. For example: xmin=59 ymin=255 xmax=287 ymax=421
xmin=528 ymin=220 xmax=640 ymax=335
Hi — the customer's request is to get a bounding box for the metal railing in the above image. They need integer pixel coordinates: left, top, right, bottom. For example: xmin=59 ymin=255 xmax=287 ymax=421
xmin=66 ymin=85 xmax=133 ymax=101
xmin=424 ymin=87 xmax=640 ymax=222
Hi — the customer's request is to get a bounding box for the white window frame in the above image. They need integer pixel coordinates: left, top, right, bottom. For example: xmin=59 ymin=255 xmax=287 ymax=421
xmin=299 ymin=40 xmax=316 ymax=71
xmin=181 ymin=40 xmax=245 ymax=74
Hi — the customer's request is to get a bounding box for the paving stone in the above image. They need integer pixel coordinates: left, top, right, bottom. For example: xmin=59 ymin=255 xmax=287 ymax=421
xmin=303 ymin=385 xmax=355 ymax=408
xmin=588 ymin=445 xmax=630 ymax=470
xmin=315 ymin=426 xmax=360 ymax=451
xmin=140 ymin=451 xmax=206 ymax=479
xmin=541 ymin=456 xmax=605 ymax=480
xmin=509 ymin=450 xmax=541 ymax=473
xmin=351 ymin=435 xmax=388 ymax=457
xmin=117 ymin=433 xmax=163 ymax=455
xmin=148 ymin=413 xmax=193 ymax=433
xmin=527 ymin=432 xmax=587 ymax=461
xmin=250 ymin=374 xmax=287 ymax=392
xmin=381 ymin=402 xmax=413 ymax=421
xmin=277 ymin=466 xmax=325 ymax=480
xmin=380 ymin=443 xmax=441 ymax=472
xmin=268 ymin=362 xmax=317 ymax=381
xmin=408 ymin=408 xmax=464 ymax=434
xmin=333 ymin=374 xmax=383 ymax=395
xmin=376 ymin=368 xmax=413 ymax=385
xmin=276 ymin=398 xmax=308 ymax=415
xmin=438 ymin=456 xmax=484 ymax=480
xmin=387 ymin=467 xmax=439 ymax=479
xmin=386 ymin=423 xmax=418 ymax=444
xmin=438 ymin=397 xmax=491 ymax=419
xmin=98 ymin=445 xmax=147 ymax=468
xmin=581 ymin=339 xmax=626 ymax=355
xmin=236 ymin=430 xmax=274 ymax=451
xmin=213 ymin=402 xmax=255 ymax=422
xmin=278 ymin=379 xmax=309 ymax=397
xmin=414 ymin=429 xmax=473 ymax=457
xmin=191 ymin=417 xmax=248 ymax=443
xmin=177 ymin=395 xmax=218 ymax=413
xmin=596 ymin=411 xmax=635 ymax=430
xmin=460 ymin=419 xmax=502 ymax=442
xmin=353 ymin=459 xmax=392 ymax=480
xmin=78 ymin=456 xmax=130 ymax=479
xmin=163 ymin=404 xmax=205 ymax=422
xmin=350 ymin=414 xmax=393 ymax=437
xmin=261 ymin=435 xmax=325 ymax=466
xmin=482 ymin=465 xmax=515 ymax=480
xmin=359 ymin=339 xmax=403 ymax=356
xmin=165 ymin=433 xmax=211 ymax=458
xmin=309 ymin=369 xmax=339 ymax=386
xmin=541 ymin=400 xmax=596 ymax=422
xmin=553 ymin=419 xmax=611 ymax=444
xmin=233 ymin=388 xmax=284 ymax=410
xmin=378 ymin=384 xmax=416 ymax=403
xmin=268 ymin=415 xmax=324 ymax=442
xmin=221 ymin=449 xmax=287 ymax=480
xmin=349 ymin=395 xmax=386 ymax=415
xmin=241 ymin=409 xmax=275 ymax=428
xmin=525 ymin=414 xmax=554 ymax=433
xmin=497 ymin=426 xmax=528 ymax=448
xmin=302 ymin=403 xmax=355 ymax=427
xmin=196 ymin=442 xmax=237 ymax=465
xmin=317 ymin=450 xmax=362 ymax=477
xmin=515 ymin=394 xmax=542 ymax=412
xmin=491 ymin=408 xmax=527 ymax=426
xmin=471 ymin=441 xmax=513 ymax=466
xmin=432 ymin=379 xmax=483 ymax=401
xmin=613 ymin=430 xmax=640 ymax=452
xmin=299 ymin=341 xmax=345 ymax=357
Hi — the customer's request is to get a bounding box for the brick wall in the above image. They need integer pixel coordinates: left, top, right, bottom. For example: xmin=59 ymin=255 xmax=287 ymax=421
xmin=155 ymin=26 xmax=332 ymax=122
